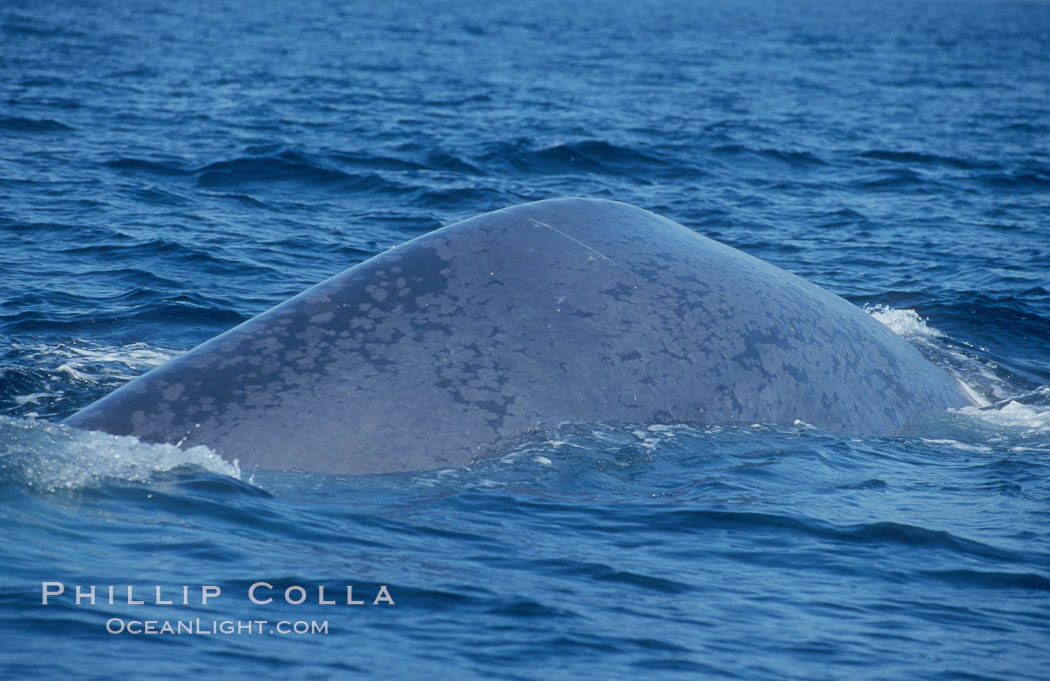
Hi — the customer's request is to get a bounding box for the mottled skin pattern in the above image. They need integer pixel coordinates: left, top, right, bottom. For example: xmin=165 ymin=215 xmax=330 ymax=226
xmin=65 ymin=199 xmax=970 ymax=474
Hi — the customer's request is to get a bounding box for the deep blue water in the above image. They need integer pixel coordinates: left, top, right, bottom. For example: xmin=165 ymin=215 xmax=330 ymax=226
xmin=2 ymin=0 xmax=1049 ymax=678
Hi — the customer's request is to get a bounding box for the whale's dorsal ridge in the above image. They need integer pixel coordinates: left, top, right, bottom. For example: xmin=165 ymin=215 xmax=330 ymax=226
xmin=65 ymin=198 xmax=969 ymax=474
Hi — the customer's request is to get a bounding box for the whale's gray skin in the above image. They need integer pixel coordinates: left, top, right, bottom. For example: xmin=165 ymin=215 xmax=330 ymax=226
xmin=65 ymin=198 xmax=970 ymax=474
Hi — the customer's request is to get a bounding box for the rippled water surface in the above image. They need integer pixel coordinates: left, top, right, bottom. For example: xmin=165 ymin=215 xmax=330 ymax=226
xmin=2 ymin=0 xmax=1049 ymax=679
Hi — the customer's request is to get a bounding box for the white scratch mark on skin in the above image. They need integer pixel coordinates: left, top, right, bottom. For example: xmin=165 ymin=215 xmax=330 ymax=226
xmin=530 ymin=218 xmax=614 ymax=263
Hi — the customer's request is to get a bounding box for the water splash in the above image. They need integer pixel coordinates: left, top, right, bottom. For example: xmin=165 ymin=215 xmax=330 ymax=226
xmin=868 ymin=305 xmax=1050 ymax=435
xmin=867 ymin=305 xmax=945 ymax=339
xmin=952 ymin=388 xmax=1050 ymax=436
xmin=0 ymin=416 xmax=239 ymax=492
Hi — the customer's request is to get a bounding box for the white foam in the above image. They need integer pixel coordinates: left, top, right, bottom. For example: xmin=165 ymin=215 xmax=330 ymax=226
xmin=952 ymin=396 xmax=1050 ymax=434
xmin=13 ymin=392 xmax=50 ymax=406
xmin=0 ymin=416 xmax=239 ymax=492
xmin=56 ymin=363 xmax=91 ymax=381
xmin=866 ymin=305 xmax=944 ymax=339
xmin=920 ymin=438 xmax=994 ymax=453
xmin=15 ymin=340 xmax=181 ymax=383
xmin=4 ymin=340 xmax=185 ymax=419
xmin=632 ymin=428 xmax=666 ymax=451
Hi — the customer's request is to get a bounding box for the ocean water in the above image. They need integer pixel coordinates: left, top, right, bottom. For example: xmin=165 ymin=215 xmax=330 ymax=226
xmin=2 ymin=0 xmax=1049 ymax=678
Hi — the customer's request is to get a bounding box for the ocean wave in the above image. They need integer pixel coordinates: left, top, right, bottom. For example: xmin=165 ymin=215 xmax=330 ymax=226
xmin=124 ymin=185 xmax=190 ymax=206
xmin=194 ymin=152 xmax=413 ymax=196
xmin=1 ymin=13 xmax=88 ymax=40
xmin=104 ymin=157 xmax=193 ymax=176
xmin=78 ymin=267 xmax=183 ymax=290
xmin=477 ymin=139 xmax=683 ymax=177
xmin=711 ymin=144 xmax=828 ymax=167
xmin=117 ymin=296 xmax=247 ymax=327
xmin=328 ymin=150 xmax=429 ymax=172
xmin=0 ymin=220 xmax=108 ymax=237
xmin=63 ymin=236 xmax=203 ymax=258
xmin=196 ymin=191 xmax=272 ymax=209
xmin=0 ymin=285 xmax=240 ymax=333
xmin=975 ymin=168 xmax=1050 ymax=192
xmin=106 ymin=149 xmax=423 ymax=196
xmin=855 ymin=168 xmax=944 ymax=192
xmin=60 ymin=236 xmax=263 ymax=278
xmin=412 ymin=185 xmax=513 ymax=210
xmin=815 ymin=207 xmax=871 ymax=228
xmin=0 ymin=340 xmax=180 ymax=419
xmin=196 ymin=155 xmax=350 ymax=186
xmin=917 ymin=568 xmax=1050 ymax=591
xmin=857 ymin=149 xmax=997 ymax=171
xmin=423 ymin=151 xmax=485 ymax=175
xmin=0 ymin=116 xmax=73 ymax=133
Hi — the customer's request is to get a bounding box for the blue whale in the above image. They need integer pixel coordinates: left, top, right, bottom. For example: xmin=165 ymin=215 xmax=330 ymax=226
xmin=64 ymin=198 xmax=970 ymax=474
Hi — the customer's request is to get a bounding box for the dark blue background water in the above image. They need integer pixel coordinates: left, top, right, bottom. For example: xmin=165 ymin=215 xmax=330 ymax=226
xmin=2 ymin=0 xmax=1049 ymax=678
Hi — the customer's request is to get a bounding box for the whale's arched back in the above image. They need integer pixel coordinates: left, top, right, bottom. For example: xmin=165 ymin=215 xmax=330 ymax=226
xmin=64 ymin=198 xmax=969 ymax=473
